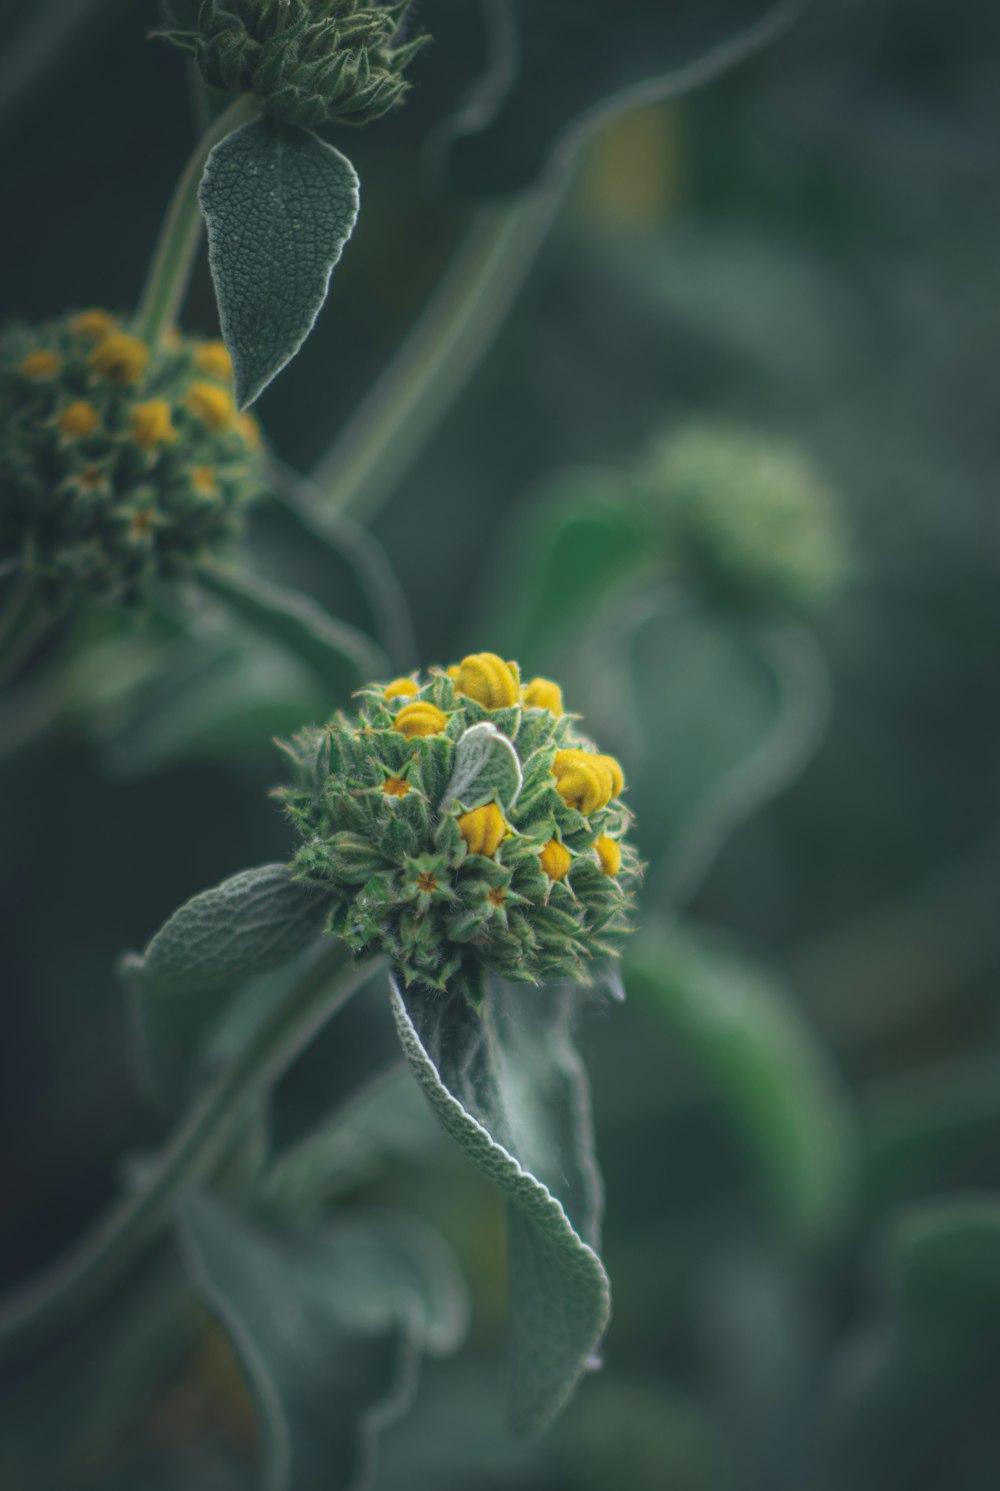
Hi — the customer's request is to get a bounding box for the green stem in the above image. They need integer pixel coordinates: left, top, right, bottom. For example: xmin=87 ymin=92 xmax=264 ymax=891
xmin=0 ymin=944 xmax=369 ymax=1366
xmin=0 ymin=573 xmax=48 ymax=687
xmin=312 ymin=188 xmax=562 ymax=522
xmin=136 ymin=97 xmax=258 ymax=347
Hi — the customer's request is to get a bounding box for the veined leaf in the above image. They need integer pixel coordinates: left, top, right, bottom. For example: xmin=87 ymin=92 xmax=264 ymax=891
xmin=176 ymin=1189 xmax=468 ymax=1491
xmin=199 ymin=118 xmax=360 ymax=407
xmin=390 ymin=975 xmax=610 ymax=1435
xmin=443 ymin=721 xmax=523 ymax=811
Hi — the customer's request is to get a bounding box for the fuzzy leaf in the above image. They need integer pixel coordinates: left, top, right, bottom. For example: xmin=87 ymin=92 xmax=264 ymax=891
xmin=175 ymin=1189 xmax=468 ymax=1491
xmin=122 ymin=864 xmax=328 ymax=1106
xmin=390 ymin=974 xmax=610 ymax=1434
xmin=441 ymin=0 xmax=809 ymax=197
xmin=626 ymin=922 xmax=856 ymax=1244
xmin=443 ymin=721 xmax=523 ymax=811
xmin=199 ymin=118 xmax=360 ymax=407
xmin=199 ymin=564 xmax=385 ymax=703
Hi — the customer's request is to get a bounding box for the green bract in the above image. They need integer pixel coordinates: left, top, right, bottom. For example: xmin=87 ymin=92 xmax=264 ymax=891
xmin=277 ymin=663 xmax=641 ymax=1008
xmin=161 ymin=0 xmax=428 ymax=130
xmin=645 ymin=423 xmax=850 ymax=616
xmin=0 ymin=312 xmax=263 ymax=608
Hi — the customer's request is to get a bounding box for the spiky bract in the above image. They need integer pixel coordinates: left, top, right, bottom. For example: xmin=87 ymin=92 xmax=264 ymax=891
xmin=160 ymin=0 xmax=428 ymax=129
xmin=277 ymin=662 xmax=641 ymax=1008
xmin=0 ymin=312 xmax=262 ymax=608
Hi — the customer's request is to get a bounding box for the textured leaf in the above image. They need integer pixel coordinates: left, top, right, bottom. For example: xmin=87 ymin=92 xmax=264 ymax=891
xmin=122 ymin=864 xmax=328 ymax=1106
xmin=199 ymin=118 xmax=360 ymax=407
xmin=443 ymin=721 xmax=523 ymax=811
xmin=199 ymin=564 xmax=385 ymax=703
xmin=441 ymin=0 xmax=809 ymax=197
xmin=175 ymin=1189 xmax=468 ymax=1491
xmin=390 ymin=974 xmax=610 ymax=1434
xmin=626 ymin=923 xmax=856 ymax=1244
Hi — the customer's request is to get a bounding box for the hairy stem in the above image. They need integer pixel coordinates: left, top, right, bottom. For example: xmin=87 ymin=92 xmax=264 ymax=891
xmin=312 ymin=189 xmax=562 ymax=522
xmin=0 ymin=944 xmax=370 ymax=1366
xmin=136 ymin=96 xmax=258 ymax=347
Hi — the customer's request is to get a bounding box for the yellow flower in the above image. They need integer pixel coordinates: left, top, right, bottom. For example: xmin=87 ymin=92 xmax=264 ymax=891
xmin=237 ymin=411 xmax=262 ymax=450
xmin=384 ymin=677 xmax=419 ymax=701
xmin=382 ymin=775 xmax=412 ymax=798
xmin=130 ymin=399 xmax=177 ymax=450
xmin=596 ymin=753 xmax=624 ymax=798
xmin=593 ymin=835 xmax=621 ymax=877
xmin=57 ymin=401 xmax=100 ymax=439
xmin=445 ymin=664 xmax=460 ymax=682
xmin=522 ymin=676 xmax=564 ymax=714
xmin=68 ymin=309 xmax=117 ymax=344
xmin=454 ymin=652 xmax=520 ymax=709
xmin=458 ymin=803 xmax=507 ymax=858
xmin=186 ymin=380 xmax=234 ymax=431
xmin=20 ymin=350 xmax=62 ymax=381
xmin=394 ymin=701 xmax=448 ymax=739
xmin=552 ymin=749 xmax=614 ymax=815
xmin=190 ymin=465 xmax=219 ymax=497
xmin=90 ymin=333 xmax=149 ymax=385
xmin=195 ymin=340 xmax=233 ymax=380
xmin=539 ymin=838 xmax=572 ymax=881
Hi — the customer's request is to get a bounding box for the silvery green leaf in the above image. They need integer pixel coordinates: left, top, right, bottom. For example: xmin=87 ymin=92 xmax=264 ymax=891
xmin=122 ymin=865 xmax=328 ymax=1107
xmin=199 ymin=118 xmax=360 ymax=407
xmin=175 ymin=1190 xmax=469 ymax=1491
xmin=390 ymin=974 xmax=609 ymax=1435
xmin=442 ymin=721 xmax=523 ymax=811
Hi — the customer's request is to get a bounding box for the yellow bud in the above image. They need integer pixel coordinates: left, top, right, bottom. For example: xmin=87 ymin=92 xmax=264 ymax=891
xmin=90 ymin=334 xmax=149 ymax=386
xmin=522 ymin=677 xmax=564 ymax=714
xmin=539 ymin=838 xmax=572 ymax=881
xmin=595 ymin=753 xmax=625 ymax=798
xmin=382 ymin=775 xmax=412 ymax=798
xmin=57 ymin=400 xmax=100 ymax=439
xmin=20 ymin=350 xmax=62 ymax=381
xmin=593 ymin=835 xmax=621 ymax=876
xmin=458 ymin=803 xmax=508 ymax=858
xmin=552 ymin=749 xmax=614 ymax=815
xmin=195 ymin=340 xmax=233 ymax=380
xmin=384 ymin=677 xmax=419 ymax=701
xmin=394 ymin=701 xmax=448 ymax=739
xmin=237 ymin=411 xmax=262 ymax=450
xmin=186 ymin=380 xmax=234 ymax=431
xmin=130 ymin=398 xmax=177 ymax=450
xmin=445 ymin=664 xmax=460 ymax=682
xmin=68 ymin=309 xmax=117 ymax=344
xmin=190 ymin=465 xmax=219 ymax=497
xmin=454 ymin=652 xmax=520 ymax=710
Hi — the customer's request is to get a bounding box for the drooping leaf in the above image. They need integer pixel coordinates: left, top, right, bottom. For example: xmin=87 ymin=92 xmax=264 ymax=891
xmin=198 ymin=563 xmax=386 ymax=704
xmin=390 ymin=974 xmax=610 ymax=1435
xmin=199 ymin=118 xmax=360 ymax=407
xmin=440 ymin=0 xmax=810 ymax=198
xmin=175 ymin=1189 xmax=469 ymax=1491
xmin=626 ymin=922 xmax=856 ymax=1244
xmin=122 ymin=864 xmax=328 ymax=1106
xmin=443 ymin=721 xmax=523 ymax=811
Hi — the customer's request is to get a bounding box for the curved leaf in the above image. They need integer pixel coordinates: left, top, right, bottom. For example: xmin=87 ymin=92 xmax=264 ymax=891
xmin=122 ymin=864 xmax=328 ymax=1106
xmin=200 ymin=118 xmax=360 ymax=407
xmin=440 ymin=0 xmax=810 ymax=198
xmin=390 ymin=974 xmax=610 ymax=1435
xmin=175 ymin=1189 xmax=469 ymax=1491
xmin=626 ymin=922 xmax=856 ymax=1244
xmin=443 ymin=721 xmax=523 ymax=811
xmin=889 ymin=1196 xmax=1000 ymax=1316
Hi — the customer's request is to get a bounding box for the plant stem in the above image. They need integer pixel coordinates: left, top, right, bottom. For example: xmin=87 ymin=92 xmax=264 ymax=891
xmin=136 ymin=96 xmax=257 ymax=347
xmin=0 ymin=573 xmax=48 ymax=688
xmin=312 ymin=188 xmax=562 ymax=522
xmin=0 ymin=944 xmax=371 ymax=1366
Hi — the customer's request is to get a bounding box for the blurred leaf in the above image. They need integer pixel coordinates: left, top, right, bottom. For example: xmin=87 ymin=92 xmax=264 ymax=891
xmin=200 ymin=119 xmax=360 ymax=408
xmin=443 ymin=721 xmax=523 ymax=810
xmin=626 ymin=923 xmax=856 ymax=1244
xmin=198 ymin=564 xmax=386 ymax=703
xmin=441 ymin=0 xmax=808 ymax=197
xmin=390 ymin=975 xmax=609 ymax=1435
xmin=122 ymin=865 xmax=328 ymax=1107
xmin=488 ymin=467 xmax=652 ymax=662
xmin=175 ymin=1189 xmax=469 ymax=1491
xmin=889 ymin=1196 xmax=1000 ymax=1316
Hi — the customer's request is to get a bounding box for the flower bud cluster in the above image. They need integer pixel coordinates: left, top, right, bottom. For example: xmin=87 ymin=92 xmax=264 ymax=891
xmin=161 ymin=0 xmax=428 ymax=130
xmin=277 ymin=653 xmax=641 ymax=1007
xmin=0 ymin=311 xmax=262 ymax=607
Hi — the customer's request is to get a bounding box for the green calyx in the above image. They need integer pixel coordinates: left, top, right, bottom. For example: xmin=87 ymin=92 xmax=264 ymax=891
xmin=277 ymin=664 xmax=641 ymax=1008
xmin=0 ymin=312 xmax=263 ymax=609
xmin=159 ymin=0 xmax=429 ymax=130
